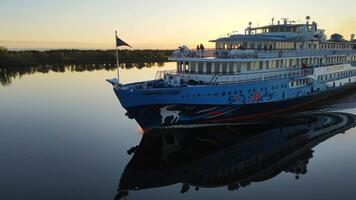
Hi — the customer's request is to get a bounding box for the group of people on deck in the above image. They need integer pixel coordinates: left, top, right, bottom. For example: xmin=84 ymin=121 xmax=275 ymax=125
xmin=196 ymin=43 xmax=205 ymax=57
xmin=196 ymin=43 xmax=205 ymax=51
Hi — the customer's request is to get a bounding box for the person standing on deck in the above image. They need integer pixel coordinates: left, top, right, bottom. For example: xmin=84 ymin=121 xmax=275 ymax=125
xmin=196 ymin=45 xmax=201 ymax=57
xmin=199 ymin=43 xmax=205 ymax=58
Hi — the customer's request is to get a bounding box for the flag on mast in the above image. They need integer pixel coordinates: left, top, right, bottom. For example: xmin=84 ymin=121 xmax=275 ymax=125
xmin=115 ymin=31 xmax=131 ymax=47
xmin=115 ymin=31 xmax=131 ymax=85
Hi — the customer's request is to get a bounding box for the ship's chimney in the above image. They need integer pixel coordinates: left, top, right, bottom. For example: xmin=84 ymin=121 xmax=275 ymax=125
xmin=247 ymin=22 xmax=252 ymax=35
xmin=351 ymin=34 xmax=355 ymax=41
xmin=306 ymin=16 xmax=311 ymax=24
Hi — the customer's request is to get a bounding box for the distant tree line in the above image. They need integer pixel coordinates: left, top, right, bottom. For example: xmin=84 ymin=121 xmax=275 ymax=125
xmin=0 ymin=62 xmax=166 ymax=86
xmin=0 ymin=47 xmax=173 ymax=67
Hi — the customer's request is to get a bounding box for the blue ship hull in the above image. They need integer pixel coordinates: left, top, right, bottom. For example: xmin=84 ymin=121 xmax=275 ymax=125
xmin=114 ymin=80 xmax=356 ymax=131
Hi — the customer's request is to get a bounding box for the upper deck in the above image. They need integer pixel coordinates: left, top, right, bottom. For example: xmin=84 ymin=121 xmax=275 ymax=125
xmin=171 ymin=17 xmax=356 ymax=62
xmin=171 ymin=49 xmax=356 ymax=62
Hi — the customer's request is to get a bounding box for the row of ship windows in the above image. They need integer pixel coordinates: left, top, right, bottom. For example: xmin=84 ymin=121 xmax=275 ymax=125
xmin=217 ymin=41 xmax=298 ymax=50
xmin=290 ymin=79 xmax=312 ymax=87
xmin=318 ymin=70 xmax=356 ymax=81
xmin=216 ymin=42 xmax=353 ymax=51
xmin=352 ymin=55 xmax=356 ymax=62
xmin=320 ymin=43 xmax=353 ymax=49
xmin=181 ymin=55 xmax=356 ymax=73
xmin=183 ymin=85 xmax=288 ymax=98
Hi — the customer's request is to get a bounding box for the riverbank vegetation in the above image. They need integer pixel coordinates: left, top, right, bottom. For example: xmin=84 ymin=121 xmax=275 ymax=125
xmin=0 ymin=47 xmax=173 ymax=67
xmin=0 ymin=62 xmax=166 ymax=86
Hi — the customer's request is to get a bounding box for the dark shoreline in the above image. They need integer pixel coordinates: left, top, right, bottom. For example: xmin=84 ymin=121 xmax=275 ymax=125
xmin=0 ymin=62 xmax=170 ymax=86
xmin=0 ymin=48 xmax=173 ymax=67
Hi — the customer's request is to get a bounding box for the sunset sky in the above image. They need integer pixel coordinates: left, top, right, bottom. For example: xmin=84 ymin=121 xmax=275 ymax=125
xmin=1 ymin=0 xmax=355 ymax=50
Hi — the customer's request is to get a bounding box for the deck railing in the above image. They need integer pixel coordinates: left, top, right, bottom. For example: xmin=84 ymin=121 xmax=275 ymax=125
xmin=156 ymin=68 xmax=315 ymax=85
xmin=172 ymin=49 xmax=356 ymax=59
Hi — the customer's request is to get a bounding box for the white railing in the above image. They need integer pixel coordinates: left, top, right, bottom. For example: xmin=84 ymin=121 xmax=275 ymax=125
xmin=172 ymin=49 xmax=356 ymax=59
xmin=156 ymin=68 xmax=314 ymax=85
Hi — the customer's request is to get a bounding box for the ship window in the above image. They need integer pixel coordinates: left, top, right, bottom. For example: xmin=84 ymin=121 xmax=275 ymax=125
xmin=244 ymin=62 xmax=251 ymax=71
xmin=222 ymin=92 xmax=226 ymax=96
xmin=206 ymin=62 xmax=212 ymax=73
xmin=198 ymin=62 xmax=204 ymax=73
xmin=233 ymin=62 xmax=241 ymax=74
xmin=228 ymin=62 xmax=234 ymax=74
xmin=242 ymin=42 xmax=248 ymax=49
xmin=251 ymin=62 xmax=260 ymax=71
xmin=222 ymin=62 xmax=228 ymax=73
xmin=289 ymin=59 xmax=293 ymax=67
xmin=265 ymin=61 xmax=270 ymax=69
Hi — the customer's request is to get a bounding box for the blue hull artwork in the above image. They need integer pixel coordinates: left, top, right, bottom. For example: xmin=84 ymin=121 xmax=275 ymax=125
xmin=116 ymin=82 xmax=356 ymax=130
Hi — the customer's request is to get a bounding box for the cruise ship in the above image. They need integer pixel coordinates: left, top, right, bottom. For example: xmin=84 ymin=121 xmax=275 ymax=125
xmin=109 ymin=17 xmax=356 ymax=130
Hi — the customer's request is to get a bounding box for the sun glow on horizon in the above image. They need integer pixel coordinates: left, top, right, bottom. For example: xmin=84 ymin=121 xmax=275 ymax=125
xmin=1 ymin=0 xmax=356 ymax=50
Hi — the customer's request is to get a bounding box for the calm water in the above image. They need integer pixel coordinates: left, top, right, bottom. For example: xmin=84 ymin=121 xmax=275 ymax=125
xmin=1 ymin=62 xmax=356 ymax=200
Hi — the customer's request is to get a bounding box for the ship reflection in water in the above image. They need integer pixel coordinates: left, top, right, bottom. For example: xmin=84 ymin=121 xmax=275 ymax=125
xmin=115 ymin=112 xmax=356 ymax=199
